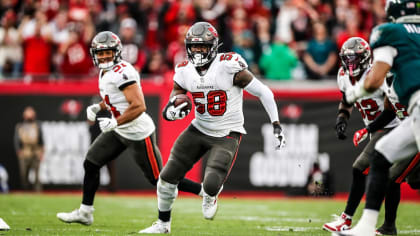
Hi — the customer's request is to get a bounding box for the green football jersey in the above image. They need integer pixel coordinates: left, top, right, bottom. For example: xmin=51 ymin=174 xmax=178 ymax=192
xmin=370 ymin=22 xmax=420 ymax=106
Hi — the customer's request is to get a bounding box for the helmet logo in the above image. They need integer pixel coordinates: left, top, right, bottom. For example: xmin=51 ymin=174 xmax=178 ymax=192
xmin=208 ymin=27 xmax=218 ymax=37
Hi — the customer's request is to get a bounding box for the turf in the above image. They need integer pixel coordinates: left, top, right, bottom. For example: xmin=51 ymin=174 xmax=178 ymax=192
xmin=1 ymin=193 xmax=420 ymax=236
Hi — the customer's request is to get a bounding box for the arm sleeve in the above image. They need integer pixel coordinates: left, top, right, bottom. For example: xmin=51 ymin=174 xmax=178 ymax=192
xmin=366 ymin=109 xmax=396 ymax=133
xmin=372 ymin=46 xmax=398 ymax=67
xmin=244 ymin=78 xmax=279 ymax=123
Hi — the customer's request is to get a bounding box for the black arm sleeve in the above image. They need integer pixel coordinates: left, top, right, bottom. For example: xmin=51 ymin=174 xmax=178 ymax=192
xmin=366 ymin=109 xmax=396 ymax=133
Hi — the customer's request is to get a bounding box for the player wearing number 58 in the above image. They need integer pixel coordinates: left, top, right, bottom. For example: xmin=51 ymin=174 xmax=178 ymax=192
xmin=139 ymin=22 xmax=286 ymax=234
xmin=56 ymin=31 xmax=203 ymax=226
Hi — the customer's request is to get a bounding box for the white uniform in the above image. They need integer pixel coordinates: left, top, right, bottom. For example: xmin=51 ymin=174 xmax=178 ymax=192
xmin=381 ymin=78 xmax=409 ymax=120
xmin=337 ymin=67 xmax=400 ymax=128
xmin=99 ymin=60 xmax=155 ymax=140
xmin=174 ymin=53 xmax=248 ymax=137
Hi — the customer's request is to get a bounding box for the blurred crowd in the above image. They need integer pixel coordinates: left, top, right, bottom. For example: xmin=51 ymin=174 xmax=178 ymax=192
xmin=0 ymin=0 xmax=387 ymax=81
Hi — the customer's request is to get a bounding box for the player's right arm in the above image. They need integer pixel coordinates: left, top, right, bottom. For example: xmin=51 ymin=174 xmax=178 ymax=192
xmin=335 ymin=67 xmax=354 ymax=140
xmin=162 ymin=80 xmax=189 ymax=121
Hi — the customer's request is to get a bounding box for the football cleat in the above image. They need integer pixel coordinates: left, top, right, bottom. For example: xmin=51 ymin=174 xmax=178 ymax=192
xmin=0 ymin=218 xmax=10 ymax=231
xmin=332 ymin=223 xmax=376 ymax=236
xmin=323 ymin=213 xmax=352 ymax=232
xmin=202 ymin=185 xmax=223 ymax=220
xmin=57 ymin=208 xmax=93 ymax=225
xmin=376 ymin=224 xmax=397 ymax=235
xmin=139 ymin=220 xmax=171 ymax=234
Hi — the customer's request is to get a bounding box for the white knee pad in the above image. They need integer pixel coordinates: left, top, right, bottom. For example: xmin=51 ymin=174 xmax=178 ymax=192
xmin=157 ymin=177 xmax=178 ymax=211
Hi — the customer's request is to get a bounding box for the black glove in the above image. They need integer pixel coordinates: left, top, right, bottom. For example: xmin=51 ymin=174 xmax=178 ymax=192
xmin=335 ymin=116 xmax=348 ymax=140
xmin=273 ymin=123 xmax=286 ymax=149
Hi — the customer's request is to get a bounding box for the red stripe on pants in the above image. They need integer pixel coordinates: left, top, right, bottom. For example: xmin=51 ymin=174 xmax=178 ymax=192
xmin=396 ymin=153 xmax=420 ymax=184
xmin=145 ymin=137 xmax=160 ymax=179
xmin=223 ymin=135 xmax=242 ymax=183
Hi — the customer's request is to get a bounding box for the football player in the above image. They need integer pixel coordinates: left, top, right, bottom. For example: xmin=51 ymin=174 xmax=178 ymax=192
xmin=325 ymin=39 xmax=420 ymax=234
xmin=56 ymin=31 xmax=203 ymax=225
xmin=336 ymin=0 xmax=420 ymax=235
xmin=325 ymin=37 xmax=400 ymax=234
xmin=139 ymin=22 xmax=286 ymax=233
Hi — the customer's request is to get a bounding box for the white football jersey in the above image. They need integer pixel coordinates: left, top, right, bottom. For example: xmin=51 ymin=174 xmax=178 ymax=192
xmin=99 ymin=60 xmax=155 ymax=140
xmin=381 ymin=77 xmax=409 ymax=120
xmin=174 ymin=52 xmax=248 ymax=137
xmin=337 ymin=66 xmax=400 ymax=128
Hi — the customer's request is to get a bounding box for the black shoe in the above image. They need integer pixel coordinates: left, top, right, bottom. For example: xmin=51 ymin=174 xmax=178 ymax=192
xmin=376 ymin=224 xmax=397 ymax=235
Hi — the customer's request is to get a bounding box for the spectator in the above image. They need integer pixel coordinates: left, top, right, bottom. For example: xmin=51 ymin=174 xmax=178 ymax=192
xmin=303 ymin=22 xmax=337 ymax=80
xmin=57 ymin=22 xmax=94 ymax=77
xmin=259 ymin=39 xmax=298 ymax=80
xmin=119 ymin=17 xmax=146 ymax=72
xmin=336 ymin=14 xmax=367 ymax=49
xmin=19 ymin=11 xmax=52 ymax=79
xmin=0 ymin=10 xmax=22 ymax=78
xmin=233 ymin=30 xmax=259 ymax=74
xmin=47 ymin=9 xmax=70 ymax=46
xmin=166 ymin=25 xmax=188 ymax=68
xmin=14 ymin=106 xmax=44 ymax=192
xmin=142 ymin=50 xmax=169 ymax=76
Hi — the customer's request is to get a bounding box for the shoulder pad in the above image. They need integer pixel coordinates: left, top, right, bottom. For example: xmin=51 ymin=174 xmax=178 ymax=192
xmin=219 ymin=52 xmax=248 ymax=74
xmin=370 ymin=23 xmax=401 ymax=50
xmin=337 ymin=67 xmax=348 ymax=91
xmin=175 ymin=60 xmax=190 ymax=72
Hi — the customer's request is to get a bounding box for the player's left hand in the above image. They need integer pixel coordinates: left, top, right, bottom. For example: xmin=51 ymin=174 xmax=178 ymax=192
xmin=353 ymin=128 xmax=368 ymax=147
xmin=273 ymin=123 xmax=286 ymax=150
xmin=98 ymin=117 xmax=117 ymax=133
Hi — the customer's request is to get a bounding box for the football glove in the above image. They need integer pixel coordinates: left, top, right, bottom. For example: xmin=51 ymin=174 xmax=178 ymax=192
xmin=344 ymin=82 xmax=369 ymax=105
xmin=98 ymin=117 xmax=117 ymax=133
xmin=335 ymin=116 xmax=348 ymax=140
xmin=273 ymin=123 xmax=286 ymax=150
xmin=86 ymin=104 xmax=101 ymax=122
xmin=353 ymin=128 xmax=368 ymax=147
xmin=165 ymin=96 xmax=190 ymax=121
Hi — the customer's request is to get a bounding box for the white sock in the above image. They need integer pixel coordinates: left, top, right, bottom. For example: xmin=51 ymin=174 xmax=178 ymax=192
xmin=358 ymin=209 xmax=379 ymax=229
xmin=80 ymin=204 xmax=94 ymax=213
xmin=157 ymin=179 xmax=178 ymax=212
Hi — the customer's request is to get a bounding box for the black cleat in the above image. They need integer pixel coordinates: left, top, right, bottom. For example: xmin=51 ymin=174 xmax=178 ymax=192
xmin=376 ymin=224 xmax=397 ymax=235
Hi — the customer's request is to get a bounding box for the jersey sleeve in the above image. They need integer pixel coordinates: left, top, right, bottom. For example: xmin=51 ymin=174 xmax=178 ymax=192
xmin=173 ymin=61 xmax=189 ymax=90
xmin=222 ymin=53 xmax=248 ymax=74
xmin=370 ymin=23 xmax=399 ymax=50
xmin=336 ymin=67 xmax=347 ymax=92
xmin=116 ymin=64 xmax=139 ymax=90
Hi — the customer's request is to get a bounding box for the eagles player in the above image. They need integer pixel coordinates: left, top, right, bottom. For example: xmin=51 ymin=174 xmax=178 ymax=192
xmin=56 ymin=31 xmax=202 ymax=225
xmin=139 ymin=22 xmax=286 ymax=233
xmin=337 ymin=0 xmax=420 ymax=235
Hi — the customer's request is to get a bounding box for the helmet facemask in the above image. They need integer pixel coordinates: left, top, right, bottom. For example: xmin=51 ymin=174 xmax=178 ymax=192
xmin=340 ymin=53 xmax=364 ymax=77
xmin=92 ymin=49 xmax=117 ymax=70
xmin=186 ymin=42 xmax=217 ymax=67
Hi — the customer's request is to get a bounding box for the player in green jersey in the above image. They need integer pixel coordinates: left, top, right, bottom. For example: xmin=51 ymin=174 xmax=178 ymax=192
xmin=335 ymin=0 xmax=420 ymax=235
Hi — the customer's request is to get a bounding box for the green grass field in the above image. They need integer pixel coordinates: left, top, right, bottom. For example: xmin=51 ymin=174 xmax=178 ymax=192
xmin=1 ymin=193 xmax=420 ymax=236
